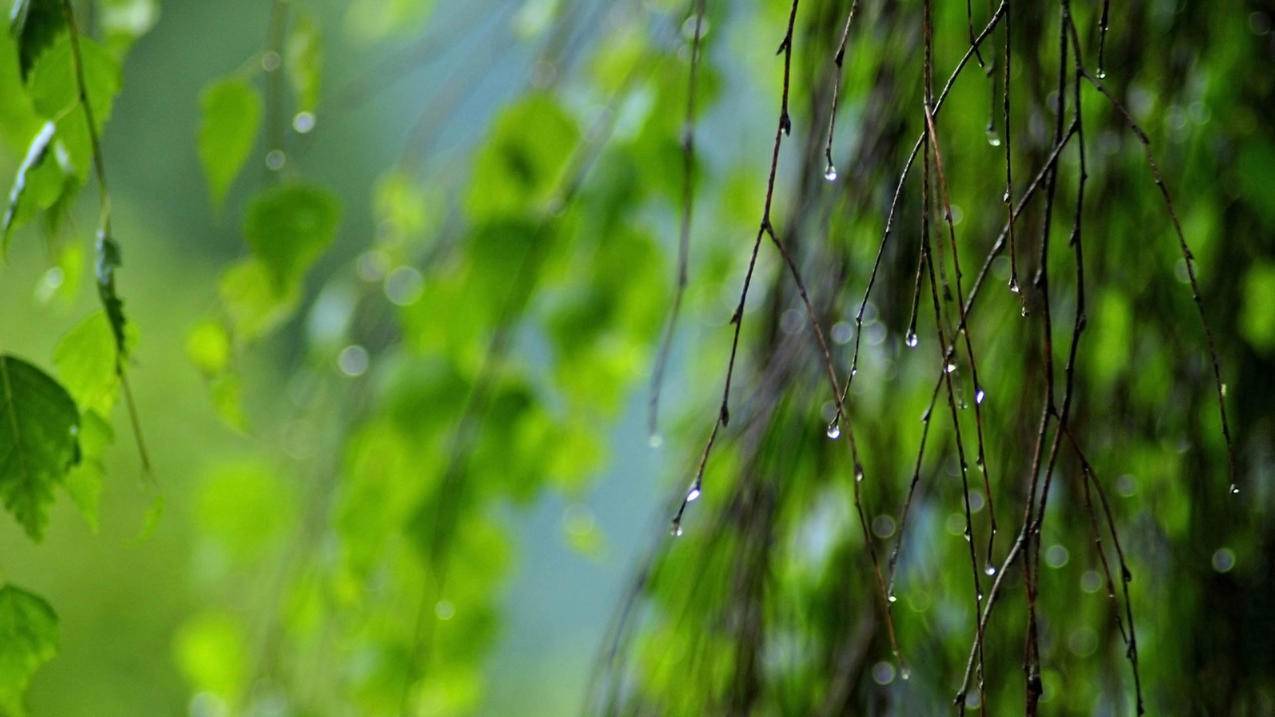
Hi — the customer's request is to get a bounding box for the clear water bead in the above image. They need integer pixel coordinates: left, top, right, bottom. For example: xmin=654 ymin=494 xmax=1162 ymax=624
xmin=824 ymin=163 xmax=838 ymax=182
xmin=686 ymin=486 xmax=702 ymax=502
xmin=905 ymin=331 xmax=919 ymax=348
xmin=825 ymin=420 xmax=841 ymax=440
xmin=975 ymin=387 xmax=986 ymax=405
xmin=985 ymin=564 xmax=997 ymax=576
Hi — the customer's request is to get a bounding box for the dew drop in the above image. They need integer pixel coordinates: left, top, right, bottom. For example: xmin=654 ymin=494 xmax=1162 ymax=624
xmin=670 ymin=523 xmax=684 ymax=537
xmin=986 ymin=128 xmax=1002 ymax=147
xmin=1020 ymin=304 xmax=1029 ymax=318
xmin=1096 ymin=68 xmax=1108 ymax=80
xmin=900 ymin=666 xmax=912 ymax=681
xmin=963 ymin=530 xmax=972 ymax=542
xmin=824 ymin=163 xmax=838 ymax=182
xmin=975 ymin=387 xmax=986 ymax=405
xmin=977 ymin=592 xmax=984 ymax=602
xmin=905 ymin=331 xmax=919 ymax=348
xmin=1221 ymin=382 xmax=1228 ymax=397
xmin=945 ymin=362 xmax=958 ymax=374
xmin=855 ymin=467 xmax=865 ymax=483
xmin=825 ymin=420 xmax=841 ymax=440
xmin=1008 ymin=278 xmax=1021 ymax=294
xmin=985 ymin=564 xmax=997 ymax=577
xmin=887 ymin=593 xmax=898 ymax=604
xmin=1002 ymin=189 xmax=1011 ymax=204
xmin=686 ymin=486 xmax=702 ymax=502
xmin=1229 ymin=483 xmax=1240 ymax=495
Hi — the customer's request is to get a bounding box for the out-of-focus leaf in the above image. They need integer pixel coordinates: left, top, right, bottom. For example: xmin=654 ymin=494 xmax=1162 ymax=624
xmin=0 ymin=584 xmax=58 ymax=715
xmin=1240 ymin=262 xmax=1275 ymax=352
xmin=217 ymin=258 xmax=301 ymax=341
xmin=99 ymin=0 xmax=159 ymax=55
xmin=285 ymin=13 xmax=321 ymax=113
xmin=185 ymin=319 xmax=231 ymax=376
xmin=465 ymin=93 xmax=578 ymax=220
xmin=62 ymin=409 xmax=113 ymax=531
xmin=196 ymin=459 xmax=294 ymax=562
xmin=343 ymin=0 xmax=434 ymax=41
xmin=0 ymin=355 xmax=80 ymax=540
xmin=53 ymin=311 xmax=118 ymax=415
xmin=1 ymin=120 xmax=55 ymax=250
xmin=198 ymin=77 xmax=262 ymax=210
xmin=244 ymin=182 xmax=342 ymax=291
xmin=174 ymin=611 xmax=247 ymax=703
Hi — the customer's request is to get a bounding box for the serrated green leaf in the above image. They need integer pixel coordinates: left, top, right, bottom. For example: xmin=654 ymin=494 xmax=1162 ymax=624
xmin=0 ymin=355 xmax=80 ymax=540
xmin=198 ymin=77 xmax=261 ymax=210
xmin=1 ymin=120 xmax=55 ymax=250
xmin=0 ymin=584 xmax=58 ymax=715
xmin=27 ymin=33 xmax=120 ymax=180
xmin=244 ymin=182 xmax=341 ymax=291
xmin=285 ymin=13 xmax=321 ymax=113
xmin=53 ymin=311 xmax=118 ymax=415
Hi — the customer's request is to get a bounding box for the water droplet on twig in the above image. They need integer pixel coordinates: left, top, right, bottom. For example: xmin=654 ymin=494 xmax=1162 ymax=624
xmin=986 ymin=128 xmax=1002 ymax=147
xmin=686 ymin=486 xmax=702 ymax=502
xmin=905 ymin=331 xmax=919 ymax=348
xmin=975 ymin=387 xmax=986 ymax=405
xmin=824 ymin=163 xmax=838 ymax=182
xmin=825 ymin=420 xmax=841 ymax=440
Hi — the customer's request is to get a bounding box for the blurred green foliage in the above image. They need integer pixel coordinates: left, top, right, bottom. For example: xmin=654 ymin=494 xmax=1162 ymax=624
xmin=0 ymin=0 xmax=1272 ymax=715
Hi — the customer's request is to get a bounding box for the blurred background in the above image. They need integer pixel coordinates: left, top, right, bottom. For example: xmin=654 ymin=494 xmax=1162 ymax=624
xmin=0 ymin=0 xmax=1272 ymax=715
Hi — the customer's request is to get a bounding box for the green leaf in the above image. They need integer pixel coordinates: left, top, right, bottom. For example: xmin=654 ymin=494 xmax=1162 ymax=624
xmin=0 ymin=355 xmax=80 ymax=540
xmin=217 ymin=258 xmax=300 ymax=341
xmin=285 ymin=13 xmax=321 ymax=113
xmin=0 ymin=584 xmax=58 ymax=715
xmin=243 ymin=183 xmax=341 ymax=291
xmin=465 ymin=93 xmax=579 ymax=220
xmin=26 ymin=33 xmax=120 ymax=180
xmin=197 ymin=77 xmax=261 ymax=210
xmin=1 ymin=120 xmax=55 ymax=250
xmin=185 ymin=319 xmax=231 ymax=376
xmin=62 ymin=409 xmax=112 ymax=531
xmin=8 ymin=0 xmax=63 ymax=79
xmin=53 ymin=311 xmax=119 ymax=415
xmin=174 ymin=611 xmax=247 ymax=701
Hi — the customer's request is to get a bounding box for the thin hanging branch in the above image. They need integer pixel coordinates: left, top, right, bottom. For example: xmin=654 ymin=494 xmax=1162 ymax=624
xmin=822 ymin=0 xmax=860 ymax=180
xmin=60 ymin=0 xmax=151 ymax=474
xmin=649 ymin=0 xmax=709 ymax=445
xmin=1081 ymin=72 xmax=1237 ymax=493
xmin=836 ymin=0 xmax=1008 ymax=416
xmin=672 ymin=0 xmax=804 ymax=528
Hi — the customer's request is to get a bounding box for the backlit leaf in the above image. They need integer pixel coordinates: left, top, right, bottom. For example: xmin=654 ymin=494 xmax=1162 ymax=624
xmin=198 ymin=76 xmax=262 ymax=210
xmin=244 ymin=182 xmax=341 ymax=291
xmin=0 ymin=585 xmax=58 ymax=715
